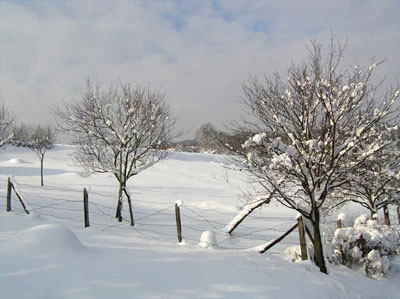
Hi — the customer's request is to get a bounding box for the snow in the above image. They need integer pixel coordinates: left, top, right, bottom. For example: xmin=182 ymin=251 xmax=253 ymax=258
xmin=0 ymin=145 xmax=399 ymax=298
xmin=331 ymin=216 xmax=399 ymax=280
xmin=224 ymin=198 xmax=266 ymax=232
xmin=369 ymin=63 xmax=377 ymax=71
xmin=0 ymin=224 xmax=88 ymax=256
xmin=337 ymin=213 xmax=346 ymax=221
xmin=199 ymin=231 xmax=218 ymax=248
xmin=5 ymin=158 xmax=30 ymax=164
xmin=252 ymin=133 xmax=266 ymax=146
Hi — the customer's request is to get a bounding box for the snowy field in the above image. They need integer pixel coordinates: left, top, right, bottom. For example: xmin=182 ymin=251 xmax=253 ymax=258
xmin=0 ymin=145 xmax=399 ymax=299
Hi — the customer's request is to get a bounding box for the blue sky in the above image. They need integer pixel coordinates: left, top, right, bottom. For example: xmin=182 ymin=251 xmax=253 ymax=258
xmin=1 ymin=0 xmax=399 ymax=138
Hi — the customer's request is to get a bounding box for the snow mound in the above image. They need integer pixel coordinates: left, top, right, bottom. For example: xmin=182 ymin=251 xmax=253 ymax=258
xmin=0 ymin=224 xmax=87 ymax=256
xmin=6 ymin=158 xmax=30 ymax=164
xmin=199 ymin=231 xmax=217 ymax=248
xmin=282 ymin=245 xmax=302 ymax=262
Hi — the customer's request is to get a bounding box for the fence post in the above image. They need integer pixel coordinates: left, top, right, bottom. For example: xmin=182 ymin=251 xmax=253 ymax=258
xmin=336 ymin=219 xmax=342 ymax=229
xmin=10 ymin=183 xmax=29 ymax=214
xmin=297 ymin=215 xmax=308 ymax=261
xmin=397 ymin=206 xmax=400 ymax=225
xmin=175 ymin=202 xmax=182 ymax=243
xmin=383 ymin=205 xmax=390 ymax=226
xmin=6 ymin=177 xmax=11 ymax=212
xmin=83 ymin=188 xmax=90 ymax=228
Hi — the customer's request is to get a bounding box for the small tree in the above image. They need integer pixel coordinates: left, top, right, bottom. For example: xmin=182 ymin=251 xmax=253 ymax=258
xmin=0 ymin=104 xmax=16 ymax=147
xmin=233 ymin=37 xmax=399 ymax=274
xmin=54 ymin=79 xmax=176 ymax=226
xmin=27 ymin=124 xmax=56 ymax=187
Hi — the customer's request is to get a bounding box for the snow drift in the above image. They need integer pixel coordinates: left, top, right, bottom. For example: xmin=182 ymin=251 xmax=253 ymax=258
xmin=0 ymin=224 xmax=88 ymax=256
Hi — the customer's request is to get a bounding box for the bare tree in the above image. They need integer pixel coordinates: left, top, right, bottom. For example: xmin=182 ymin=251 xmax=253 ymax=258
xmin=53 ymin=79 xmax=176 ymax=226
xmin=195 ymin=122 xmax=219 ymax=153
xmin=11 ymin=122 xmax=31 ymax=147
xmin=27 ymin=124 xmax=57 ymax=187
xmin=0 ymin=104 xmax=16 ymax=147
xmin=232 ymin=37 xmax=399 ymax=274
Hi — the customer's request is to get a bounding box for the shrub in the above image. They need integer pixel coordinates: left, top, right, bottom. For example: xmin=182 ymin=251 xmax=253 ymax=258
xmin=329 ymin=214 xmax=399 ymax=279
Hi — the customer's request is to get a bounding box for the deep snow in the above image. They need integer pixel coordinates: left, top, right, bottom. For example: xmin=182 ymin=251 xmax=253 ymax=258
xmin=0 ymin=145 xmax=399 ymax=299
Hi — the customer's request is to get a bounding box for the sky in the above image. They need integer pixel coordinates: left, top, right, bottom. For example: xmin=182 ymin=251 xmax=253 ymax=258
xmin=0 ymin=0 xmax=399 ymax=140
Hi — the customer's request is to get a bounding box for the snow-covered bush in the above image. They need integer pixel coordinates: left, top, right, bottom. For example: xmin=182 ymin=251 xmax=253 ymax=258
xmin=329 ymin=214 xmax=399 ymax=279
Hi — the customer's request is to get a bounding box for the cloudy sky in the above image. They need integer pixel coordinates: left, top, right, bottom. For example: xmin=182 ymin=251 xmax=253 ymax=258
xmin=1 ymin=0 xmax=399 ymax=139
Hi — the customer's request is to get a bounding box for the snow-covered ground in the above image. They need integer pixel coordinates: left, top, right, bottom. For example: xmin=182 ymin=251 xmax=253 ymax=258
xmin=0 ymin=145 xmax=399 ymax=299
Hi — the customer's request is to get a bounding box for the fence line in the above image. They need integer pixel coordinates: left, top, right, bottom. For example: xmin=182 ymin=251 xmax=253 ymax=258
xmin=1 ymin=178 xmax=316 ymax=255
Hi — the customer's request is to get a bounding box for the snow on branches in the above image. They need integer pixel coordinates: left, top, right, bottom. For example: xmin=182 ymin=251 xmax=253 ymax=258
xmin=234 ymin=37 xmax=399 ymax=274
xmin=54 ymin=79 xmax=176 ymax=180
xmin=54 ymin=79 xmax=177 ymax=225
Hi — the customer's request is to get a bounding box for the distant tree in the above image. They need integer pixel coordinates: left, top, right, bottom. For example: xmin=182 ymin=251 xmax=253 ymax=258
xmin=0 ymin=104 xmax=16 ymax=147
xmin=11 ymin=122 xmax=31 ymax=147
xmin=195 ymin=122 xmax=219 ymax=153
xmin=27 ymin=124 xmax=57 ymax=187
xmin=232 ymin=37 xmax=399 ymax=274
xmin=53 ymin=79 xmax=176 ymax=226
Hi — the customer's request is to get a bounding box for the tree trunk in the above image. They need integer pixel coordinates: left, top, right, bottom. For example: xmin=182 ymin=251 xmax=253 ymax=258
xmin=383 ymin=205 xmax=390 ymax=226
xmin=371 ymin=209 xmax=377 ymax=220
xmin=40 ymin=157 xmax=44 ymax=187
xmin=115 ymin=150 xmax=123 ymax=222
xmin=115 ymin=180 xmax=123 ymax=222
xmin=312 ymin=208 xmax=328 ymax=274
xmin=124 ymin=187 xmax=134 ymax=226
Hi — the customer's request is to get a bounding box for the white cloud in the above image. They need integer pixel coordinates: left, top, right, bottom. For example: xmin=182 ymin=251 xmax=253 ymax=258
xmin=0 ymin=0 xmax=398 ymax=139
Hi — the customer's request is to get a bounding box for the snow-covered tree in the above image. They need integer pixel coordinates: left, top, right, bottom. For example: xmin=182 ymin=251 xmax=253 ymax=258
xmin=195 ymin=122 xmax=219 ymax=153
xmin=342 ymin=127 xmax=399 ymax=218
xmin=234 ymin=37 xmax=399 ymax=274
xmin=0 ymin=104 xmax=16 ymax=147
xmin=54 ymin=79 xmax=176 ymax=226
xmin=27 ymin=124 xmax=56 ymax=187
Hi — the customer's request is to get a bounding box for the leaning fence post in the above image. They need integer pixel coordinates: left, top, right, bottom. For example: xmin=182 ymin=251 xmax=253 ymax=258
xmin=175 ymin=200 xmax=183 ymax=243
xmin=10 ymin=181 xmax=29 ymax=214
xmin=6 ymin=177 xmax=12 ymax=212
xmin=383 ymin=205 xmax=390 ymax=226
xmin=297 ymin=215 xmax=308 ymax=261
xmin=83 ymin=188 xmax=90 ymax=228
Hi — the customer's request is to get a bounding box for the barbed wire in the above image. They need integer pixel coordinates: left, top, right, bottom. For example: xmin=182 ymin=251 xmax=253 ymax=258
xmin=2 ymin=178 xmax=308 ymax=254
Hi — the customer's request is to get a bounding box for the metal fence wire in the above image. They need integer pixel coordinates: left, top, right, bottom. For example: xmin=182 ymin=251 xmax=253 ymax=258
xmin=1 ymin=177 xmax=358 ymax=256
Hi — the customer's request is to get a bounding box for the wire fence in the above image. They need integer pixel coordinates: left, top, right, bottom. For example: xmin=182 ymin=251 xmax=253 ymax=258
xmin=0 ymin=178 xmax=302 ymax=255
xmin=3 ymin=178 xmax=397 ymax=256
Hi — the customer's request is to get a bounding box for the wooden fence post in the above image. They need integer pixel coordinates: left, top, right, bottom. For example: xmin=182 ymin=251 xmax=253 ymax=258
xmin=175 ymin=203 xmax=182 ymax=243
xmin=83 ymin=188 xmax=90 ymax=228
xmin=10 ymin=183 xmax=29 ymax=214
xmin=397 ymin=206 xmax=400 ymax=225
xmin=297 ymin=215 xmax=308 ymax=261
xmin=383 ymin=205 xmax=390 ymax=226
xmin=259 ymin=223 xmax=298 ymax=254
xmin=336 ymin=219 xmax=342 ymax=229
xmin=6 ymin=177 xmax=12 ymax=212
